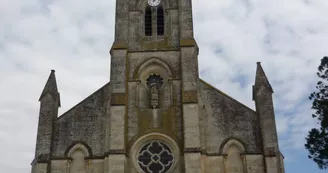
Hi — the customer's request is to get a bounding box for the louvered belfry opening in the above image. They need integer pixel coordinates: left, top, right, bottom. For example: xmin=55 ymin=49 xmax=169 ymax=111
xmin=157 ymin=6 xmax=164 ymax=36
xmin=145 ymin=6 xmax=152 ymax=36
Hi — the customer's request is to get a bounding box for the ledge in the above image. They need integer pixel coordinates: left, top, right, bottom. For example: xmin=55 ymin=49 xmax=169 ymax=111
xmin=180 ymin=38 xmax=197 ymax=47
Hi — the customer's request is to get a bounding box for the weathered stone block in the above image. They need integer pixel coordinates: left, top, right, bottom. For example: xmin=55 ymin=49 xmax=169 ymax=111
xmin=184 ymin=153 xmax=202 ymax=173
xmin=108 ymin=155 xmax=126 ymax=173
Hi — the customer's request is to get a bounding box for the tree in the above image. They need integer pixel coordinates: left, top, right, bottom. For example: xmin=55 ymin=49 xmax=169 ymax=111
xmin=305 ymin=56 xmax=328 ymax=169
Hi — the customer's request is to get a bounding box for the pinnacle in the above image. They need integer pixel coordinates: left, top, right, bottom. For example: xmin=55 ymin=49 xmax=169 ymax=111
xmin=39 ymin=69 xmax=60 ymax=103
xmin=254 ymin=62 xmax=273 ymax=93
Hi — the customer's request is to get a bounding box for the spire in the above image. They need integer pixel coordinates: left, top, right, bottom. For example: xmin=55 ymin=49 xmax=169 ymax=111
xmin=253 ymin=62 xmax=273 ymax=100
xmin=39 ymin=70 xmax=61 ymax=106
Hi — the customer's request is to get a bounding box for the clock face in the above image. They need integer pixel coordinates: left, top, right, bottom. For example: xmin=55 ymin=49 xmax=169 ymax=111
xmin=148 ymin=0 xmax=161 ymax=6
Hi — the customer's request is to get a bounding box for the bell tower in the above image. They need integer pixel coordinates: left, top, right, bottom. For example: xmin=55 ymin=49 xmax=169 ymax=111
xmin=107 ymin=0 xmax=201 ymax=172
xmin=30 ymin=0 xmax=285 ymax=172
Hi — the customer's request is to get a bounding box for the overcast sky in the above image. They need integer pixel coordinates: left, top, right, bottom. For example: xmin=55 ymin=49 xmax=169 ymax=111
xmin=0 ymin=0 xmax=327 ymax=172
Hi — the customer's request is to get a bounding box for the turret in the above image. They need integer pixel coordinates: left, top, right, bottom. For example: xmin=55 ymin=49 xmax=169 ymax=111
xmin=32 ymin=70 xmax=60 ymax=170
xmin=253 ymin=62 xmax=284 ymax=173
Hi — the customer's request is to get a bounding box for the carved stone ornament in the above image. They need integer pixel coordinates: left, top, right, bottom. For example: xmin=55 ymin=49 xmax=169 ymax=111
xmin=148 ymin=0 xmax=161 ymax=7
xmin=137 ymin=140 xmax=174 ymax=173
xmin=147 ymin=74 xmax=163 ymax=109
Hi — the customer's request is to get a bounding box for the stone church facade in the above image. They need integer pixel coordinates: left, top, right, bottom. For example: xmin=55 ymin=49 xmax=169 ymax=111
xmin=31 ymin=0 xmax=285 ymax=173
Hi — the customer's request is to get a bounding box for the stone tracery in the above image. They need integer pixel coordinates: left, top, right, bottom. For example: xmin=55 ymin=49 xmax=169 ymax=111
xmin=137 ymin=140 xmax=174 ymax=173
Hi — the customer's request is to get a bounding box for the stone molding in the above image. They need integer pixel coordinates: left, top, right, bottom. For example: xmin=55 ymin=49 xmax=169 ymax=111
xmin=107 ymin=149 xmax=126 ymax=155
xmin=180 ymin=39 xmax=197 ymax=47
xmin=182 ymin=90 xmax=198 ymax=103
xmin=111 ymin=93 xmax=126 ymax=106
xmin=133 ymin=57 xmax=173 ymax=80
xmin=64 ymin=142 xmax=92 ymax=158
xmin=219 ymin=137 xmax=247 ymax=154
xmin=33 ymin=154 xmax=50 ymax=164
xmin=184 ymin=147 xmax=201 ymax=153
xmin=263 ymin=147 xmax=278 ymax=157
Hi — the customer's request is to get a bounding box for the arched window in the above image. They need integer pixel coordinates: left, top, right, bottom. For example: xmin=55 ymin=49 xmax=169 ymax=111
xmin=145 ymin=6 xmax=152 ymax=36
xmin=157 ymin=6 xmax=164 ymax=36
xmin=66 ymin=143 xmax=91 ymax=173
xmin=225 ymin=145 xmax=244 ymax=173
xmin=70 ymin=149 xmax=86 ymax=173
xmin=222 ymin=139 xmax=246 ymax=173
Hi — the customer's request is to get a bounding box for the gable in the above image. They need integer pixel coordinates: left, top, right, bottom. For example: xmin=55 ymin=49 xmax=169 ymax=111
xmin=198 ymin=79 xmax=262 ymax=154
xmin=52 ymin=82 xmax=110 ymax=158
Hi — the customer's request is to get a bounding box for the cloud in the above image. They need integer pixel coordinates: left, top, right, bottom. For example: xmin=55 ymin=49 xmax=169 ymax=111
xmin=194 ymin=0 xmax=328 ymax=170
xmin=1 ymin=0 xmax=328 ymax=173
xmin=0 ymin=0 xmax=114 ymax=172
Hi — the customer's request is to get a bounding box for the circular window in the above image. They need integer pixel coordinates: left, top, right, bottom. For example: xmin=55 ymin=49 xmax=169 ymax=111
xmin=137 ymin=140 xmax=174 ymax=173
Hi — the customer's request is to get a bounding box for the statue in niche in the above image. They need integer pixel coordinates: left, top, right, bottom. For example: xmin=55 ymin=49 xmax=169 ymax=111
xmin=70 ymin=149 xmax=87 ymax=173
xmin=150 ymin=83 xmax=159 ymax=108
xmin=225 ymin=145 xmax=244 ymax=173
xmin=146 ymin=74 xmax=163 ymax=109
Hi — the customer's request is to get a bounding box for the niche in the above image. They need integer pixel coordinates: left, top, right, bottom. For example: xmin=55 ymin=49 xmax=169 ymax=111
xmin=70 ymin=149 xmax=87 ymax=173
xmin=222 ymin=139 xmax=246 ymax=173
xmin=135 ymin=58 xmax=173 ymax=109
xmin=66 ymin=143 xmax=91 ymax=173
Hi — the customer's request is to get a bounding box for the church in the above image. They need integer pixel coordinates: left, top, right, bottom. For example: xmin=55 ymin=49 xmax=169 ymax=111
xmin=31 ymin=0 xmax=285 ymax=173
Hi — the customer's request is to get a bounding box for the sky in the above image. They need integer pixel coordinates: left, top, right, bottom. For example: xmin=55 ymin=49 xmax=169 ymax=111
xmin=0 ymin=0 xmax=327 ymax=172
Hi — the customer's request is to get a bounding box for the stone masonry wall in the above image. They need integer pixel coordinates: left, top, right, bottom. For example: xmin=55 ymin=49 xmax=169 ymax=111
xmin=52 ymin=83 xmax=110 ymax=158
xmin=198 ymin=80 xmax=262 ymax=154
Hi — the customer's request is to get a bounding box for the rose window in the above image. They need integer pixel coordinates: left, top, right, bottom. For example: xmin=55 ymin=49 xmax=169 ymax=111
xmin=137 ymin=141 xmax=174 ymax=173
